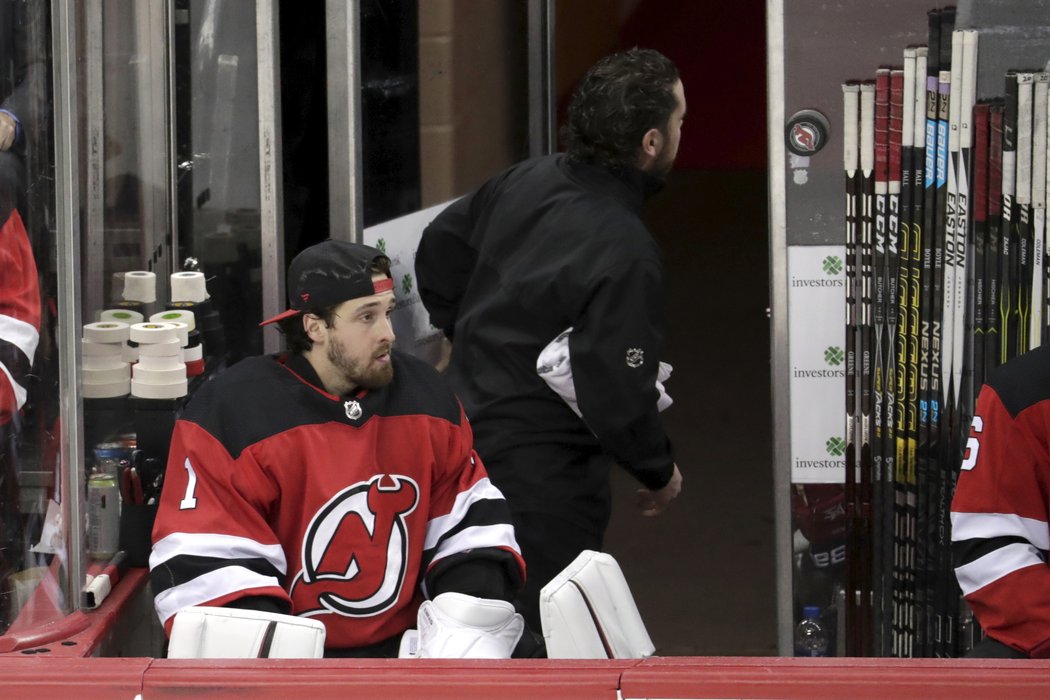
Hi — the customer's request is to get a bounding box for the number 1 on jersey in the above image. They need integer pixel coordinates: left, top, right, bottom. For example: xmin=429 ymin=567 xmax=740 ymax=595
xmin=180 ymin=457 xmax=199 ymax=510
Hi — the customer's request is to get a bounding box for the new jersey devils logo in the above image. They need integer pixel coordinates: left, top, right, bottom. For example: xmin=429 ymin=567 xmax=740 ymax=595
xmin=290 ymin=474 xmax=419 ymax=617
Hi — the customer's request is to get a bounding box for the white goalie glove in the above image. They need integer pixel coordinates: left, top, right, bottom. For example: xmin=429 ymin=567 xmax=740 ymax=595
xmin=167 ymin=606 xmax=326 ymax=659
xmin=410 ymin=592 xmax=524 ymax=659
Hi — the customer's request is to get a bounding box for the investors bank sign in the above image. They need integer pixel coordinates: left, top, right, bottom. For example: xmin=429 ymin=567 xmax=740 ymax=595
xmin=789 ymin=245 xmax=846 ymax=484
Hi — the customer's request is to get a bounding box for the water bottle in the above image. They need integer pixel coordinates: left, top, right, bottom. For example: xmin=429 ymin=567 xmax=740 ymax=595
xmin=794 ymin=605 xmax=829 ymax=656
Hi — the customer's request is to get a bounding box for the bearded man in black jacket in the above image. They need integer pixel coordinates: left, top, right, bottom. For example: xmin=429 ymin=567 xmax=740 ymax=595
xmin=415 ymin=48 xmax=686 ymax=631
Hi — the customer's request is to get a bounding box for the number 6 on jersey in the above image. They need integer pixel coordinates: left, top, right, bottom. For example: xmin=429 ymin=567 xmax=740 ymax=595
xmin=960 ymin=415 xmax=984 ymax=471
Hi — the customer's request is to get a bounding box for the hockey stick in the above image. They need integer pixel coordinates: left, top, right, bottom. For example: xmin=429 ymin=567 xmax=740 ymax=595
xmin=856 ymin=79 xmax=876 ymax=657
xmin=842 ymin=79 xmax=862 ymax=658
xmin=1029 ymin=73 xmax=1047 ymax=350
xmin=1015 ymin=72 xmax=1035 ymax=355
xmin=872 ymin=66 xmax=892 ymax=656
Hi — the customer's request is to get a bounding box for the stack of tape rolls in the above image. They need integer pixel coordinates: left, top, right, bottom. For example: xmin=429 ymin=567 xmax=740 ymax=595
xmin=129 ymin=322 xmax=187 ymax=399
xmin=150 ymin=309 xmax=203 ymax=375
xmin=82 ymin=322 xmax=131 ymax=398
xmin=152 ymin=308 xmax=205 ymax=375
xmin=170 ymin=271 xmax=209 ymax=303
xmin=123 ymin=271 xmax=157 ymax=303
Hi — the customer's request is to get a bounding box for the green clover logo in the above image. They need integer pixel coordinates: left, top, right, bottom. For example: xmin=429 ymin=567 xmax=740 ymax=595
xmin=376 ymin=238 xmax=387 ymax=253
xmin=823 ymin=256 xmax=843 ymax=276
xmin=825 ymin=346 xmax=844 ymax=366
xmin=401 ymin=272 xmax=414 ymax=295
xmin=826 ymin=436 xmax=846 ymax=456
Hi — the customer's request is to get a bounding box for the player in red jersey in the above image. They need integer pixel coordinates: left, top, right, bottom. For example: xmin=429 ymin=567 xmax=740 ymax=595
xmin=952 ymin=344 xmax=1050 ymax=658
xmin=150 ymin=240 xmax=528 ymax=657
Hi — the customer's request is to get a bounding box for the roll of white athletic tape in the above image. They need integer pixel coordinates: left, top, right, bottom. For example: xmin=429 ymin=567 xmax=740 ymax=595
xmin=82 ymin=378 xmax=130 ymax=399
xmin=150 ymin=308 xmax=196 ymax=331
xmin=136 ymin=353 xmax=184 ymax=371
xmin=83 ymin=322 xmax=131 ymax=344
xmin=83 ymin=364 xmax=131 ymax=384
xmin=170 ymin=271 xmax=208 ymax=303
xmin=82 ymin=354 xmax=127 ymax=371
xmin=133 ymin=363 xmax=187 ymax=384
xmin=123 ymin=271 xmax=157 ymax=303
xmin=183 ymin=343 xmax=204 ymax=362
xmin=81 ymin=338 xmax=124 ymax=357
xmin=129 ymin=322 xmax=178 ymax=345
xmin=131 ymin=378 xmax=188 ymax=399
xmin=135 ymin=337 xmax=183 ymax=357
xmin=99 ymin=308 xmax=145 ymax=325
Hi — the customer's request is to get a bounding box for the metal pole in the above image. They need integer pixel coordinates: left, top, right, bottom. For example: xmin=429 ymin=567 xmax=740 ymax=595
xmin=257 ymin=0 xmax=285 ymax=354
xmin=767 ymin=0 xmax=794 ymax=656
xmin=52 ymin=0 xmax=86 ymax=610
xmin=527 ymin=0 xmax=556 ymax=157
xmin=325 ymin=0 xmax=363 ymax=242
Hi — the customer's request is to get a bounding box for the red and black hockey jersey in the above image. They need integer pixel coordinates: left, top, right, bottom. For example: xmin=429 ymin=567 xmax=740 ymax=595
xmin=951 ymin=344 xmax=1050 ymax=657
xmin=0 ymin=207 xmax=39 ymax=426
xmin=150 ymin=351 xmax=525 ymax=651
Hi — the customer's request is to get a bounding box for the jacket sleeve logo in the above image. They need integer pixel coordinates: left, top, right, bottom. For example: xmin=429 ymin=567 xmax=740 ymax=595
xmin=290 ymin=474 xmax=419 ymax=617
xmin=626 ymin=348 xmax=644 ymax=368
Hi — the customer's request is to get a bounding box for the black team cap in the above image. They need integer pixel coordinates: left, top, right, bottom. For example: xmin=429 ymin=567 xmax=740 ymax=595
xmin=258 ymin=240 xmax=393 ymax=327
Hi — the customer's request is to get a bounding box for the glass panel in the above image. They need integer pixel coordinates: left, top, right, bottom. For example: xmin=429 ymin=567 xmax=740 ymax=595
xmin=173 ymin=0 xmax=263 ymax=363
xmin=0 ymin=0 xmax=68 ymax=632
xmin=76 ymin=0 xmax=264 ymax=574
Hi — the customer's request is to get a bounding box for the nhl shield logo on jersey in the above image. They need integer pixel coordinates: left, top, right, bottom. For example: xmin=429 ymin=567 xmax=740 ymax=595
xmin=290 ymin=474 xmax=419 ymax=617
xmin=344 ymin=400 xmax=363 ymax=420
xmin=626 ymin=348 xmax=644 ymax=368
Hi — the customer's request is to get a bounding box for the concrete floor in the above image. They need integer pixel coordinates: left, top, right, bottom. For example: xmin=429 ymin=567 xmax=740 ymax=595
xmin=603 ymin=169 xmax=778 ymax=656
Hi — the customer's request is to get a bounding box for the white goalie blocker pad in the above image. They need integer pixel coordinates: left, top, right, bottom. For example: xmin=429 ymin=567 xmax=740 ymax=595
xmin=408 ymin=592 xmax=524 ymax=658
xmin=540 ymin=550 xmax=655 ymax=659
xmin=167 ymin=606 xmax=326 ymax=659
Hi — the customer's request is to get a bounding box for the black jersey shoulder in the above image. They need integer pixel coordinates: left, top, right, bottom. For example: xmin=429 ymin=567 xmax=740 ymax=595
xmin=986 ymin=344 xmax=1050 ymax=418
xmin=179 ymin=351 xmax=463 ymax=458
xmin=376 ymin=350 xmax=463 ymax=425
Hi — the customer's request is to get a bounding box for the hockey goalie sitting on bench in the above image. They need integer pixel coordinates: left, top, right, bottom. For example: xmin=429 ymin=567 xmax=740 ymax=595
xmin=151 ymin=241 xmax=533 ymax=659
xmin=167 ymin=549 xmax=654 ymax=660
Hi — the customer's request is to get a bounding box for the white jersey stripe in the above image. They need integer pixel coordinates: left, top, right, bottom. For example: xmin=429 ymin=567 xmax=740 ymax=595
xmin=153 ymin=566 xmax=284 ymax=625
xmin=151 ymin=531 xmax=288 ymax=574
xmin=423 ymin=477 xmax=508 ymax=550
xmin=954 ymin=542 xmax=1047 ymax=595
xmin=421 ymin=523 xmax=520 ymax=599
xmin=0 ymin=313 xmax=40 ymax=361
xmin=950 ymin=511 xmax=1050 ymax=550
xmin=430 ymin=523 xmax=519 ymax=563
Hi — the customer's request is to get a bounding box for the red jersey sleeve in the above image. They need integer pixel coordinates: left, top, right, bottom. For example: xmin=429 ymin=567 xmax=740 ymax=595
xmin=419 ymin=403 xmax=525 ymax=594
xmin=951 ymin=385 xmax=1050 ymax=657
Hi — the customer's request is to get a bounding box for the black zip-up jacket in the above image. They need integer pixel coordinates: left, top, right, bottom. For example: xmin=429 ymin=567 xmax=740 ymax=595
xmin=415 ymin=154 xmax=674 ymax=491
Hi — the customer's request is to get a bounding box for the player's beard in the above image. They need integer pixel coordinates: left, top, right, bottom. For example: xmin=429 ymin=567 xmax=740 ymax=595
xmin=327 ymin=336 xmax=394 ymax=390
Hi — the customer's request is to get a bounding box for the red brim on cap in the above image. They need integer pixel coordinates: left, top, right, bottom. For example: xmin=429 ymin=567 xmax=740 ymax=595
xmin=258 ymin=308 xmax=302 ymax=327
xmin=259 ymin=276 xmax=395 ymax=327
